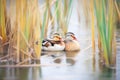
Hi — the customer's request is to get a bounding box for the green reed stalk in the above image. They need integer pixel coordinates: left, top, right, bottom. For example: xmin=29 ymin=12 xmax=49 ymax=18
xmin=94 ymin=0 xmax=116 ymax=66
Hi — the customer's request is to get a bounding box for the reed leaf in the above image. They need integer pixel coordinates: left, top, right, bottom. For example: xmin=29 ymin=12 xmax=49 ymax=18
xmin=32 ymin=0 xmax=41 ymax=59
xmin=0 ymin=0 xmax=7 ymax=43
xmin=55 ymin=0 xmax=60 ymax=31
xmin=41 ymin=8 xmax=47 ymax=40
xmin=94 ymin=0 xmax=116 ymax=66
xmin=115 ymin=0 xmax=120 ymax=19
xmin=16 ymin=0 xmax=20 ymax=63
xmin=90 ymin=0 xmax=95 ymax=53
xmin=66 ymin=0 xmax=73 ymax=26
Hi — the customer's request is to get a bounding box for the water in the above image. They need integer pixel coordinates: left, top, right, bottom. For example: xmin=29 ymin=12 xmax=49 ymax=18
xmin=0 ymin=50 xmax=117 ymax=80
xmin=0 ymin=50 xmax=116 ymax=80
xmin=116 ymin=29 xmax=120 ymax=80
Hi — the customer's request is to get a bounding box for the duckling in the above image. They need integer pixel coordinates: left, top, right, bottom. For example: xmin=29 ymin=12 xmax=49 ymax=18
xmin=42 ymin=33 xmax=65 ymax=51
xmin=65 ymin=32 xmax=80 ymax=51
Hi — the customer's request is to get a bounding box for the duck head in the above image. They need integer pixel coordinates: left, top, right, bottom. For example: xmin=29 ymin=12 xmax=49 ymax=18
xmin=52 ymin=33 xmax=62 ymax=41
xmin=65 ymin=32 xmax=77 ymax=40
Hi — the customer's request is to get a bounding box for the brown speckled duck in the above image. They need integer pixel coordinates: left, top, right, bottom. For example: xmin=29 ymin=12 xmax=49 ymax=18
xmin=65 ymin=32 xmax=80 ymax=51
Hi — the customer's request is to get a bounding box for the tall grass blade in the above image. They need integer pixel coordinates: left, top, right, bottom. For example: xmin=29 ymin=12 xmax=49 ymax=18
xmin=0 ymin=0 xmax=7 ymax=43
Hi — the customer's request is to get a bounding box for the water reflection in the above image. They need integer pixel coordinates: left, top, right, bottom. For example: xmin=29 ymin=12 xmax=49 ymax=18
xmin=41 ymin=50 xmax=80 ymax=66
xmin=66 ymin=51 xmax=80 ymax=58
xmin=28 ymin=67 xmax=42 ymax=80
xmin=54 ymin=58 xmax=62 ymax=63
xmin=92 ymin=53 xmax=96 ymax=72
xmin=0 ymin=50 xmax=116 ymax=80
xmin=66 ymin=51 xmax=80 ymax=66
xmin=0 ymin=67 xmax=42 ymax=80
xmin=40 ymin=51 xmax=68 ymax=67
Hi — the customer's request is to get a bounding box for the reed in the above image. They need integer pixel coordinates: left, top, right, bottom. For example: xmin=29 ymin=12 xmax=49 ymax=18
xmin=0 ymin=0 xmax=7 ymax=43
xmin=90 ymin=0 xmax=95 ymax=54
xmin=32 ymin=0 xmax=41 ymax=59
xmin=94 ymin=0 xmax=116 ymax=66
xmin=82 ymin=0 xmax=91 ymax=25
xmin=82 ymin=0 xmax=96 ymax=54
xmin=54 ymin=0 xmax=73 ymax=35
xmin=63 ymin=0 xmax=73 ymax=35
xmin=0 ymin=0 xmax=44 ymax=63
xmin=115 ymin=0 xmax=120 ymax=20
xmin=1 ymin=0 xmax=74 ymax=65
xmin=0 ymin=0 xmax=7 ymax=55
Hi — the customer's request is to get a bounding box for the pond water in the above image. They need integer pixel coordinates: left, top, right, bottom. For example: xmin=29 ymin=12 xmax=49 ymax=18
xmin=0 ymin=0 xmax=118 ymax=80
xmin=0 ymin=47 xmax=116 ymax=80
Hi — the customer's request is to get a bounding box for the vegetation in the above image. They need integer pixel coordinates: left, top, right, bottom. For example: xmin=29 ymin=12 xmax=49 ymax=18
xmin=0 ymin=0 xmax=119 ymax=67
xmin=0 ymin=0 xmax=73 ymax=65
xmin=81 ymin=0 xmax=118 ymax=66
xmin=94 ymin=0 xmax=117 ymax=66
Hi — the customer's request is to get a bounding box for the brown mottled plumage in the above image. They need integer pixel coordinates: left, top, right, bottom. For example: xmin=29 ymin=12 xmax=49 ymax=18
xmin=65 ymin=32 xmax=80 ymax=51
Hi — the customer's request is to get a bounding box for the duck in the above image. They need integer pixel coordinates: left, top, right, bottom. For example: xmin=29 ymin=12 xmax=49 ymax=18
xmin=64 ymin=32 xmax=80 ymax=51
xmin=42 ymin=33 xmax=65 ymax=51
